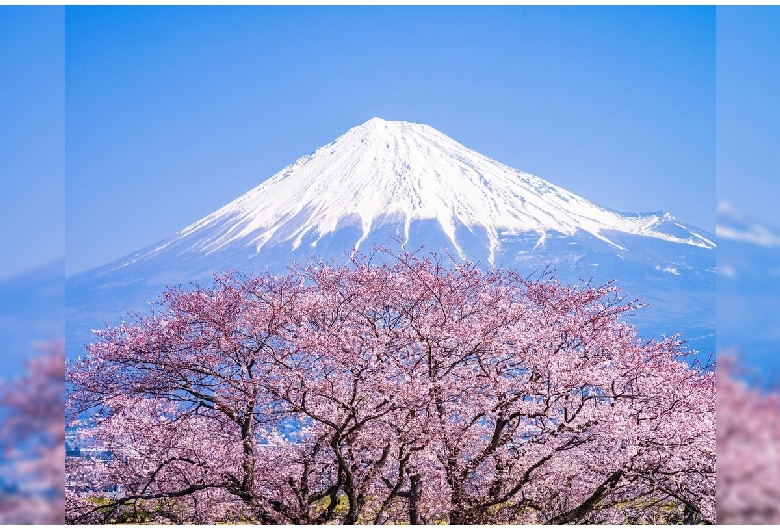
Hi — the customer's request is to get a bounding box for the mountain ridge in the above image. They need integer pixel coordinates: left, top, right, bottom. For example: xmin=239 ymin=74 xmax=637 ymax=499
xmin=83 ymin=117 xmax=712 ymax=280
xmin=67 ymin=118 xmax=714 ymax=361
xmin=716 ymin=202 xmax=780 ymax=377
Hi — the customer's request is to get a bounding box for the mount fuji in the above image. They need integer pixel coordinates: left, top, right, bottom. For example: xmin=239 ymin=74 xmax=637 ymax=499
xmin=67 ymin=118 xmax=715 ymax=359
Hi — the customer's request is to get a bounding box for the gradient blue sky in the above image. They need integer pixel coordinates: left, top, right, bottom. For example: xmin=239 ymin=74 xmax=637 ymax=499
xmin=0 ymin=7 xmax=64 ymax=280
xmin=717 ymin=7 xmax=780 ymax=225
xmin=65 ymin=6 xmax=716 ymax=276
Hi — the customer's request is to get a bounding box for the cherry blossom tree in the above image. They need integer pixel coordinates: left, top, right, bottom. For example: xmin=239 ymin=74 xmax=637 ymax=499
xmin=66 ymin=250 xmax=715 ymax=524
xmin=717 ymin=355 xmax=780 ymax=524
xmin=0 ymin=342 xmax=65 ymax=525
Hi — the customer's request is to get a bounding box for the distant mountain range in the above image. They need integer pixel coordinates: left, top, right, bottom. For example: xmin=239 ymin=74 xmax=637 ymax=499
xmin=66 ymin=118 xmax=715 ymax=360
xmin=717 ymin=201 xmax=780 ymax=377
xmin=0 ymin=260 xmax=64 ymax=377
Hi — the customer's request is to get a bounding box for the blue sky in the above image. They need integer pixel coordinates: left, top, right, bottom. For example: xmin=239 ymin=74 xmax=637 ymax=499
xmin=717 ymin=7 xmax=780 ymax=225
xmin=0 ymin=7 xmax=64 ymax=280
xmin=64 ymin=6 xmax=716 ymax=276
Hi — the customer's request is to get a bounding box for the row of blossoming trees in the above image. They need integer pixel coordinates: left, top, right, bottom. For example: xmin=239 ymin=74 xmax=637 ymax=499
xmin=65 ymin=251 xmax=716 ymax=524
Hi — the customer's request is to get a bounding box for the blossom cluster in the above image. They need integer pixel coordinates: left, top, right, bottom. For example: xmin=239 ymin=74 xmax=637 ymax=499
xmin=66 ymin=251 xmax=715 ymax=524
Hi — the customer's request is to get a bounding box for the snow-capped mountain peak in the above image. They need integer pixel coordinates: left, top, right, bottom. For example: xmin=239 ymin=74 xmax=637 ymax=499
xmin=68 ymin=118 xmax=716 ymax=364
xmin=155 ymin=118 xmax=714 ymax=266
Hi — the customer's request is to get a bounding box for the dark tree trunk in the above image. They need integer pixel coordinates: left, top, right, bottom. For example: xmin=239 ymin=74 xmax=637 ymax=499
xmin=546 ymin=469 xmax=624 ymax=525
xmin=408 ymin=473 xmax=422 ymax=524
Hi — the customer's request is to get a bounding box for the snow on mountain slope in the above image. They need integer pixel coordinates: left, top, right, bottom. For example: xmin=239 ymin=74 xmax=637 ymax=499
xmin=716 ymin=202 xmax=780 ymax=375
xmin=142 ymin=117 xmax=713 ymax=268
xmin=68 ymin=118 xmax=715 ymax=362
xmin=717 ymin=201 xmax=780 ymax=248
xmin=716 ymin=201 xmax=780 ymax=282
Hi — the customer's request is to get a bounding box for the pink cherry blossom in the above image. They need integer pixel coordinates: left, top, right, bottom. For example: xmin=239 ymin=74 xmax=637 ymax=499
xmin=0 ymin=342 xmax=65 ymax=524
xmin=66 ymin=250 xmax=715 ymax=524
xmin=717 ymin=355 xmax=780 ymax=524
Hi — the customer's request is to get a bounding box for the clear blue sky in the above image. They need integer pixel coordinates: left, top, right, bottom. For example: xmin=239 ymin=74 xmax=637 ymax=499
xmin=717 ymin=7 xmax=780 ymax=226
xmin=0 ymin=7 xmax=64 ymax=280
xmin=64 ymin=6 xmax=717 ymax=276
